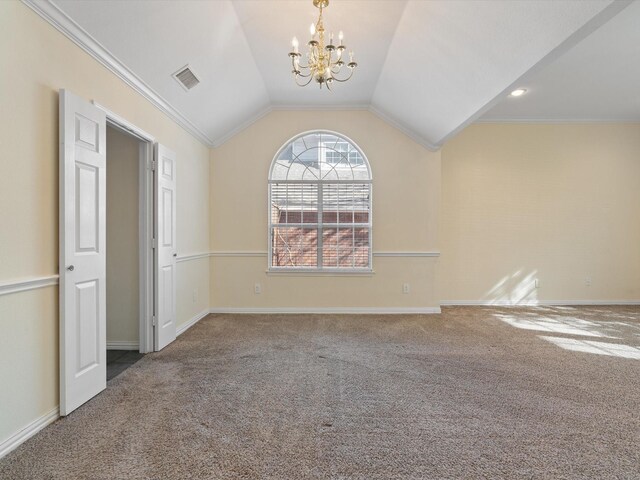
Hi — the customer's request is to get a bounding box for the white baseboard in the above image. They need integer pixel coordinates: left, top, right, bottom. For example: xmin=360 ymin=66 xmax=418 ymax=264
xmin=0 ymin=407 xmax=59 ymax=459
xmin=177 ymin=308 xmax=210 ymax=336
xmin=106 ymin=341 xmax=139 ymax=350
xmin=210 ymin=307 xmax=441 ymax=314
xmin=441 ymin=300 xmax=640 ymax=306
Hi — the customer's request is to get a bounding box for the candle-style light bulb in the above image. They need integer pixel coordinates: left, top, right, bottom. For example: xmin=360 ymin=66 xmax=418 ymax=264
xmin=339 ymin=31 xmax=344 ymax=45
xmin=292 ymin=36 xmax=299 ymax=53
xmin=330 ymin=32 xmax=334 ymax=44
xmin=349 ymin=51 xmax=354 ymax=62
xmin=310 ymin=23 xmax=316 ymax=36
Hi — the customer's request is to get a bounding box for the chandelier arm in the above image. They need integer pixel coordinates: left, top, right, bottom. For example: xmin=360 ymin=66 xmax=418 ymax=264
xmin=328 ymin=68 xmax=354 ymax=83
xmin=294 ymin=74 xmax=315 ymax=87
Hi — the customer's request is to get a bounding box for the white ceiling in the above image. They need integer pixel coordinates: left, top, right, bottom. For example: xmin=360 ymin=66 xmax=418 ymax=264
xmin=482 ymin=0 xmax=640 ymax=122
xmin=49 ymin=0 xmax=635 ymax=149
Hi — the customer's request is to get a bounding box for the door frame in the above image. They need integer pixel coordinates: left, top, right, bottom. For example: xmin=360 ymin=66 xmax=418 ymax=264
xmin=93 ymin=102 xmax=156 ymax=354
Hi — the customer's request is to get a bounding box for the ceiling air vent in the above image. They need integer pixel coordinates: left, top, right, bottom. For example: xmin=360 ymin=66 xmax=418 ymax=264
xmin=172 ymin=65 xmax=200 ymax=91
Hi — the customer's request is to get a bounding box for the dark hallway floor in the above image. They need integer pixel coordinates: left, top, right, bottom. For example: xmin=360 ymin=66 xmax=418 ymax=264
xmin=106 ymin=350 xmax=144 ymax=381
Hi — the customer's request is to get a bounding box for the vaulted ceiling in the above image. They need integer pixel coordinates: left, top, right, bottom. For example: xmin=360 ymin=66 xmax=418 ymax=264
xmin=44 ymin=0 xmax=637 ymax=149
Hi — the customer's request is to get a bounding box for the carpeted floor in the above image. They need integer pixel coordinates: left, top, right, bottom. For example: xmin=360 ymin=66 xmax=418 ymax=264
xmin=1 ymin=306 xmax=640 ymax=479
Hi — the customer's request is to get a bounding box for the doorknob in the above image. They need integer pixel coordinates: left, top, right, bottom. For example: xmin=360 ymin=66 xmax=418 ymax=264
xmin=66 ymin=265 xmax=75 ymax=271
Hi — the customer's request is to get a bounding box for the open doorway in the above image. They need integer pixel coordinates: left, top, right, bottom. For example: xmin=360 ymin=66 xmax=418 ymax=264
xmin=105 ymin=125 xmax=145 ymax=380
xmin=59 ymin=90 xmax=177 ymax=415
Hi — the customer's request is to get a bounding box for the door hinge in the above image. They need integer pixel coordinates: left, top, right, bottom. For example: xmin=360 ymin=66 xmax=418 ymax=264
xmin=152 ymin=237 xmax=157 ymax=249
xmin=152 ymin=315 xmax=156 ymax=327
xmin=150 ymin=160 xmax=156 ymax=171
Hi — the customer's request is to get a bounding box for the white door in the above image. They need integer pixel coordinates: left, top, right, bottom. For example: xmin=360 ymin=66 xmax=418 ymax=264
xmin=154 ymin=144 xmax=177 ymax=350
xmin=59 ymin=89 xmax=107 ymax=416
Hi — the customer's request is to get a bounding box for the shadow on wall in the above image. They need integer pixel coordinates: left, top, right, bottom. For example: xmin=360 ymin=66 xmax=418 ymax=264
xmin=492 ymin=306 xmax=640 ymax=359
xmin=482 ymin=269 xmax=538 ymax=305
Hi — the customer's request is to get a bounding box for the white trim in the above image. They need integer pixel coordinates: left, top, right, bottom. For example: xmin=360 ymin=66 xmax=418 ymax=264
xmin=373 ymin=251 xmax=440 ymax=257
xmin=22 ymin=0 xmax=213 ymax=147
xmin=211 ymin=106 xmax=273 ymax=148
xmin=210 ymin=307 xmax=441 ymax=314
xmin=101 ymin=106 xmax=156 ymax=354
xmin=475 ymin=119 xmax=640 ymax=124
xmin=176 ymin=308 xmax=210 ymax=336
xmin=138 ymin=139 xmax=155 ymax=354
xmin=0 ymin=275 xmax=59 ymax=296
xmin=176 ymin=252 xmax=211 ymax=263
xmin=94 ymin=102 xmax=155 ymax=142
xmin=0 ymin=407 xmax=59 ymax=459
xmin=209 ymin=251 xmax=439 ymax=258
xmin=271 ymin=104 xmax=371 ymax=112
xmin=368 ymin=105 xmax=439 ymax=152
xmin=268 ymin=129 xmax=374 ymax=271
xmin=106 ymin=341 xmax=139 ymax=350
xmin=441 ymin=300 xmax=640 ymax=307
xmin=267 ymin=269 xmax=375 ymax=277
xmin=210 ymin=251 xmax=267 ymax=257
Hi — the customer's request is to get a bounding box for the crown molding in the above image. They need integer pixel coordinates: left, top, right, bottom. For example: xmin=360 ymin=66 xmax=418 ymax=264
xmin=210 ymin=105 xmax=274 ymax=148
xmin=475 ymin=118 xmax=640 ymax=124
xmin=270 ymin=104 xmax=371 ymax=112
xmin=367 ymin=105 xmax=440 ymax=152
xmin=22 ymin=0 xmax=215 ymax=147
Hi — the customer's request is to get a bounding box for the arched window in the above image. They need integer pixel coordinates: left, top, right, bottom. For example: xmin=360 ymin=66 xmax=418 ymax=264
xmin=269 ymin=131 xmax=372 ymax=271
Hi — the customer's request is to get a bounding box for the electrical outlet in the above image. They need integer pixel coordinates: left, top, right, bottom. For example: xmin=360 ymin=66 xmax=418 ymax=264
xmin=402 ymin=283 xmax=410 ymax=294
xmin=254 ymin=283 xmax=262 ymax=294
xmin=585 ymin=277 xmax=592 ymax=287
xmin=192 ymin=288 xmax=198 ymax=303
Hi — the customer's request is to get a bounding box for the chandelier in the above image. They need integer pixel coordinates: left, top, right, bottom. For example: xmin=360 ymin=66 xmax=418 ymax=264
xmin=288 ymin=0 xmax=357 ymax=90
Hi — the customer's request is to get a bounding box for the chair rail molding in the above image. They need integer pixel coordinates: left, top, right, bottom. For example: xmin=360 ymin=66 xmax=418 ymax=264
xmin=209 ymin=251 xmax=440 ymax=258
xmin=0 ymin=275 xmax=59 ymax=296
xmin=176 ymin=252 xmax=211 ymax=263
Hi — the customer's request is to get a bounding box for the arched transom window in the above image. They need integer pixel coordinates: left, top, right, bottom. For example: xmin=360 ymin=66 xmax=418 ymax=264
xmin=269 ymin=131 xmax=372 ymax=271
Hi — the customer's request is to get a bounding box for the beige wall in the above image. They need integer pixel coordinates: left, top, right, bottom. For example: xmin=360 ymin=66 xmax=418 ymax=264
xmin=106 ymin=126 xmax=139 ymax=345
xmin=0 ymin=1 xmax=210 ymax=449
xmin=210 ymin=110 xmax=441 ymax=310
xmin=440 ymin=123 xmax=640 ymax=304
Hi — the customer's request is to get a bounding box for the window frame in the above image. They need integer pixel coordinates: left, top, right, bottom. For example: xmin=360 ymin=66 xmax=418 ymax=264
xmin=268 ymin=130 xmax=373 ymax=274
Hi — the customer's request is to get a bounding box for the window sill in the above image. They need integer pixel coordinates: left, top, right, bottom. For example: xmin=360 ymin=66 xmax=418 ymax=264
xmin=266 ymin=269 xmax=375 ymax=277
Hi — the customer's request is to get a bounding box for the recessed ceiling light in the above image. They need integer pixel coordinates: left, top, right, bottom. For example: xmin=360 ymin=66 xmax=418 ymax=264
xmin=510 ymin=88 xmax=527 ymax=97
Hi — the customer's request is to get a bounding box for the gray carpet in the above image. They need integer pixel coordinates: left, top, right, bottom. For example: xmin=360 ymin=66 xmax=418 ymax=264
xmin=2 ymin=306 xmax=640 ymax=479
